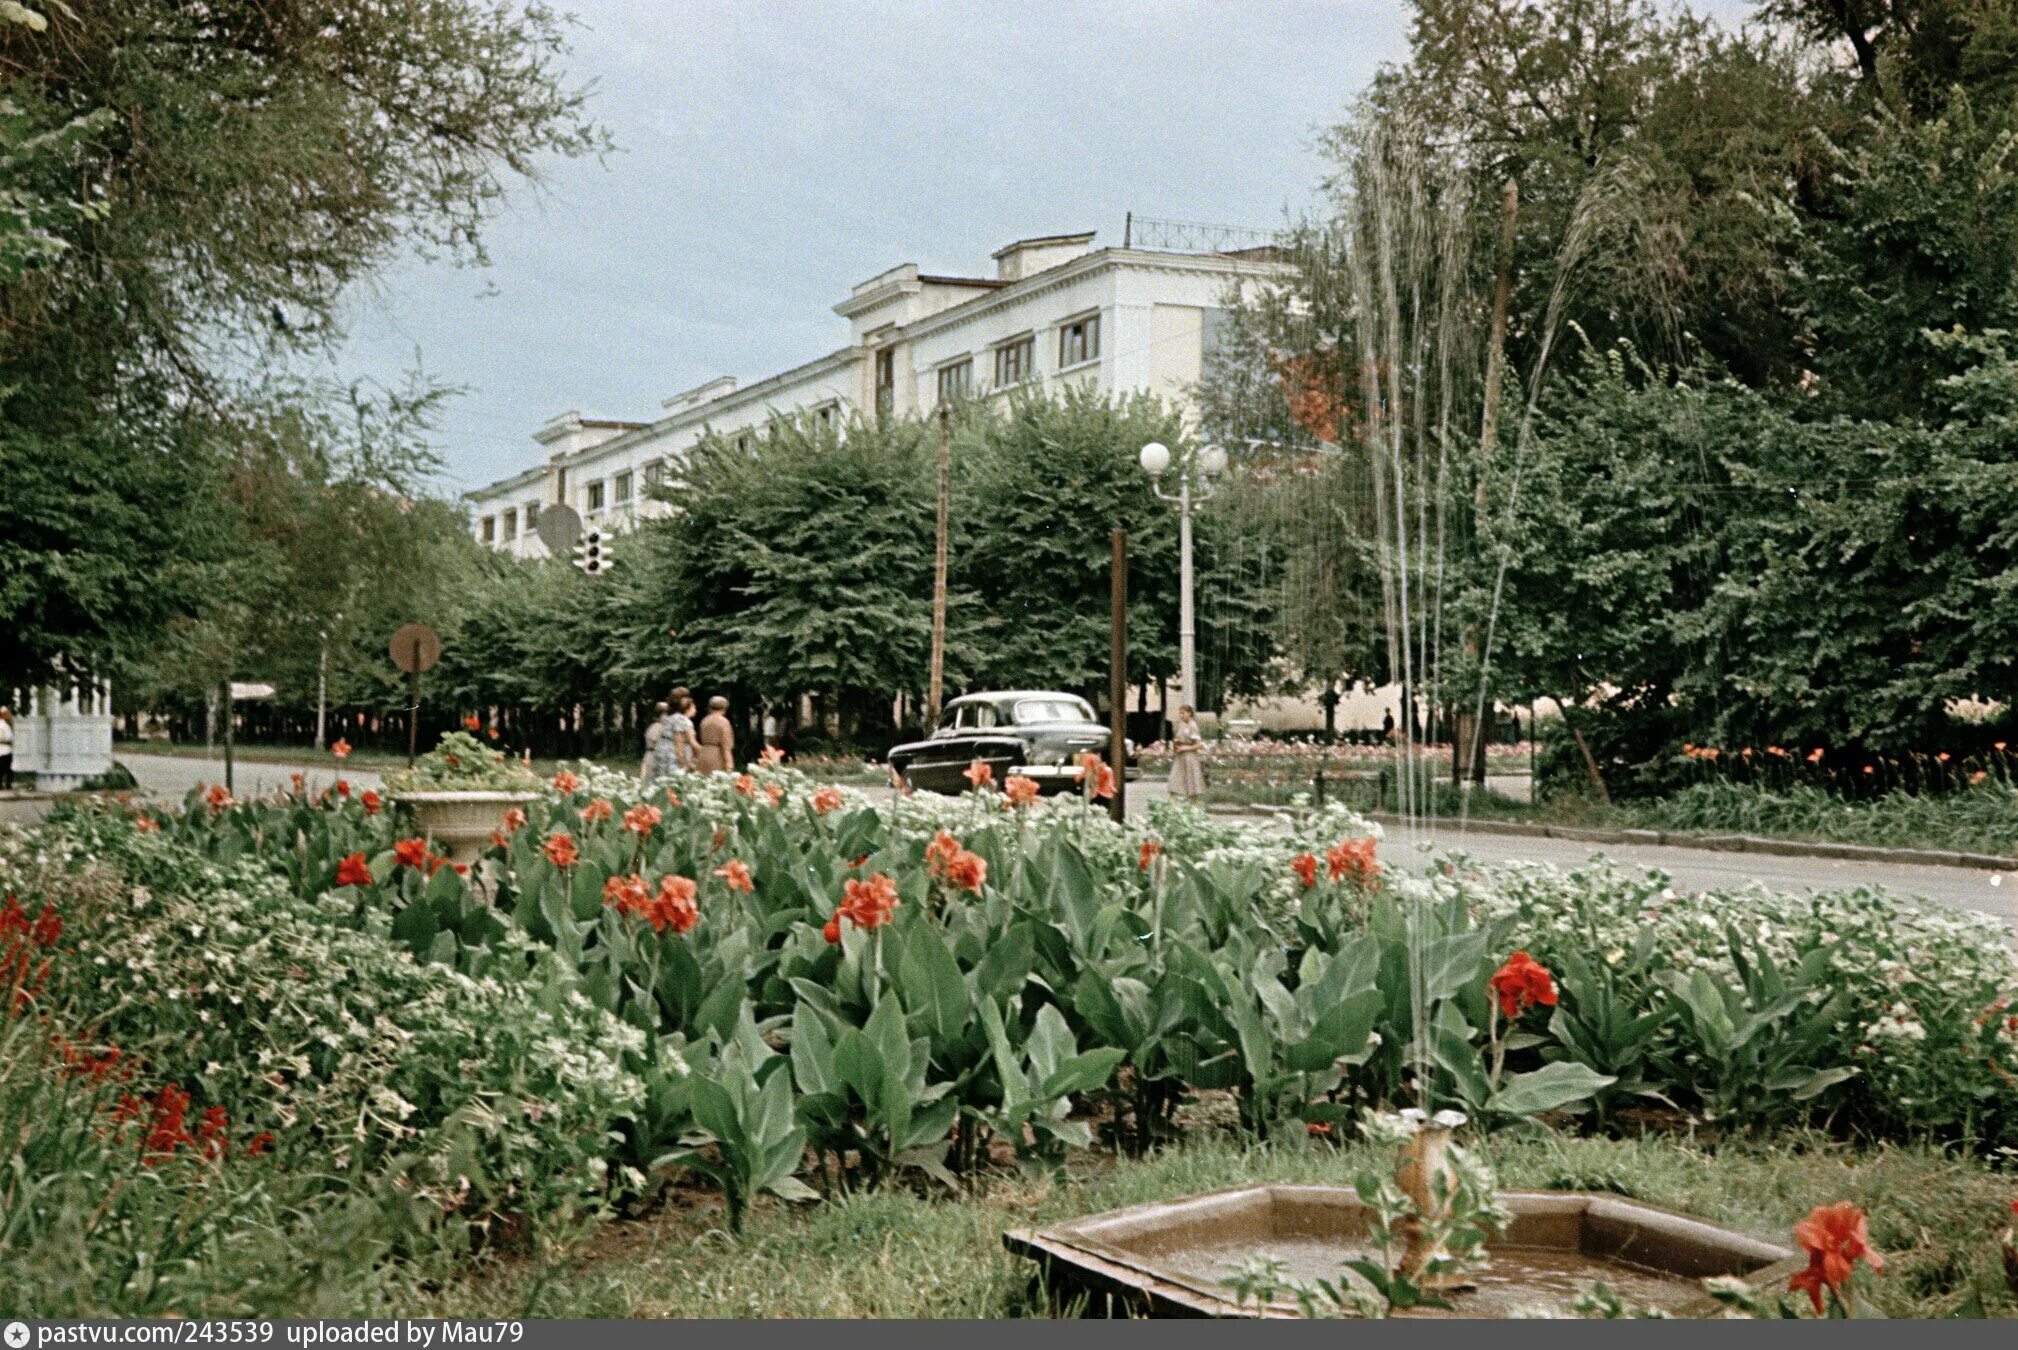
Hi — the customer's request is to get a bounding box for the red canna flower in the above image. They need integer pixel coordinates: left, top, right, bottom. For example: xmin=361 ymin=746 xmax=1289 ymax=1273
xmin=654 ymin=874 xmax=701 ymax=935
xmin=135 ymin=816 xmax=159 ymax=832
xmin=1004 ymin=775 xmax=1040 ymax=807
xmin=1139 ymin=839 xmax=1164 ymax=872
xmin=964 ymin=760 xmax=995 ymax=790
xmin=623 ymin=801 xmax=661 ymax=835
xmin=822 ymin=914 xmax=842 ymax=944
xmin=464 ymin=715 xmax=481 ymax=732
xmin=336 ymin=853 xmax=373 ymax=887
xmin=247 ymin=1132 xmax=275 ymax=1157
xmin=1326 ymin=836 xmax=1382 ymax=888
xmin=334 ymin=779 xmax=351 ymax=799
xmin=1306 ymin=1121 xmax=1333 ymax=1137
xmin=1488 ymin=951 xmax=1558 ymax=1019
xmin=392 ymin=838 xmax=433 ymax=871
xmin=765 ymin=783 xmax=784 ymax=807
xmin=714 ymin=859 xmax=754 ymax=892
xmin=734 ymin=774 xmax=757 ymax=797
xmin=1290 ymin=853 xmax=1319 ymax=889
xmin=501 ymin=806 xmax=528 ymax=833
xmin=487 ymin=728 xmax=500 ymax=741
xmin=1093 ymin=762 xmax=1117 ymax=800
xmin=760 ymin=746 xmax=786 ymax=765
xmin=196 ymin=1104 xmax=230 ymax=1160
xmin=360 ymin=790 xmax=382 ymax=816
xmin=551 ymin=770 xmax=581 ymax=795
xmin=542 ymin=832 xmax=579 ymax=868
xmin=204 ymin=783 xmax=233 ymax=813
xmin=839 ymin=872 xmax=900 ymax=930
xmin=331 ymin=738 xmax=351 ymax=759
xmin=1807 ymin=747 xmax=1825 ymax=764
xmin=582 ymin=797 xmax=614 ymax=823
xmin=810 ymin=786 xmax=845 ymax=816
xmin=925 ymin=830 xmax=962 ymax=878
xmin=943 ymin=849 xmax=987 ymax=893
xmin=1788 ymin=1202 xmax=1883 ymax=1315
xmin=602 ymin=872 xmax=651 ymax=919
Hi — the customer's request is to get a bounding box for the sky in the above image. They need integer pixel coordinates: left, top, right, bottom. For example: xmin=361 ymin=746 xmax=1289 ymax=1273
xmin=335 ymin=0 xmax=1756 ymax=496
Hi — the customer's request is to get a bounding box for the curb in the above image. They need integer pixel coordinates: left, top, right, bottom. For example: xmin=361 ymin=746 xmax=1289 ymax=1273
xmin=1351 ymin=811 xmax=2017 ymax=874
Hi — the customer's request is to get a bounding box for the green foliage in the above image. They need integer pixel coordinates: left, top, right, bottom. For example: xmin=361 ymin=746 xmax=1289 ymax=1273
xmin=383 ymin=730 xmax=540 ymax=792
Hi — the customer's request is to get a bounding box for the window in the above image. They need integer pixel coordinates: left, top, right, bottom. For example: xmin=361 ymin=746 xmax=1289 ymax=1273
xmin=936 ymin=357 xmax=972 ymax=405
xmin=813 ymin=402 xmax=838 ymax=428
xmin=502 ymin=508 xmax=518 ymax=540
xmin=585 ymin=479 xmax=605 ymax=512
xmin=479 ymin=516 xmax=495 ymax=543
xmin=994 ymin=335 xmax=1035 ymax=387
xmin=644 ymin=460 xmax=665 ymax=491
xmin=734 ymin=431 xmax=754 ymax=454
xmin=950 ymin=702 xmax=998 ymax=731
xmin=874 ymin=347 xmax=895 ymax=415
xmin=522 ymin=503 xmax=538 ymax=535
xmin=613 ymin=470 xmax=633 ymax=505
xmin=1015 ymin=698 xmax=1096 ymax=726
xmin=1059 ymin=312 xmax=1100 ymax=367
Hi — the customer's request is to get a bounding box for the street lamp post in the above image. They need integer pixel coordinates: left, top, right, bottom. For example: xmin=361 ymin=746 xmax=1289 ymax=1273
xmin=1139 ymin=440 xmax=1227 ymax=716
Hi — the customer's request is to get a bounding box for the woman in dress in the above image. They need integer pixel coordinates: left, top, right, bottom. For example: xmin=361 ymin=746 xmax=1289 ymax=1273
xmin=667 ymin=696 xmax=698 ymax=773
xmin=1168 ymin=704 xmax=1207 ymax=801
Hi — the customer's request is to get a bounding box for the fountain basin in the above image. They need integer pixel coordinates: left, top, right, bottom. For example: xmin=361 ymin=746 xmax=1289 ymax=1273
xmin=1006 ymin=1185 xmax=1802 ymax=1318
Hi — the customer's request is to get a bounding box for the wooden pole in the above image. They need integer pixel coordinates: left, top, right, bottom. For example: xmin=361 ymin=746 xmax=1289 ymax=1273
xmin=927 ymin=403 xmax=951 ymax=728
xmin=1110 ymin=527 xmax=1128 ymax=823
xmin=220 ymin=679 xmax=234 ymax=795
xmin=408 ymin=668 xmax=421 ymax=769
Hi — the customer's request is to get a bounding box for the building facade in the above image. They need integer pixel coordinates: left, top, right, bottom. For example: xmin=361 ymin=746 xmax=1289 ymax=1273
xmin=466 ymin=230 xmax=1279 ymax=556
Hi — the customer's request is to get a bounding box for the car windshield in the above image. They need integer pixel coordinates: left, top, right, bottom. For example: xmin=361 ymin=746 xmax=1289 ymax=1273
xmin=1014 ymin=698 xmax=1095 ymax=725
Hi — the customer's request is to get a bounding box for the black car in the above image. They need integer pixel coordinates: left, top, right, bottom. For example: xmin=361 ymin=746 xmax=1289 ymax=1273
xmin=886 ymin=691 xmax=1135 ymax=795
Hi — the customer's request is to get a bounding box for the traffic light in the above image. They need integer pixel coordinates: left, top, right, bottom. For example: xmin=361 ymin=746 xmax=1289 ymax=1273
xmin=574 ymin=528 xmax=613 ymax=576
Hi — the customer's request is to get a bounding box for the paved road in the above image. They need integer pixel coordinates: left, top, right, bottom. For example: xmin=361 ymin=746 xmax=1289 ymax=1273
xmin=119 ymin=753 xmax=2015 ymax=931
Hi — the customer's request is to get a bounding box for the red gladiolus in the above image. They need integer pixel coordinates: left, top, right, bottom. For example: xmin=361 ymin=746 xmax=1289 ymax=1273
xmin=392 ymin=838 xmax=433 ymax=872
xmin=1326 ymin=836 xmax=1381 ymax=887
xmin=543 ymin=832 xmax=580 ymax=868
xmin=964 ymin=760 xmax=995 ymax=790
xmin=582 ymin=797 xmax=614 ymax=823
xmin=331 ymin=738 xmax=351 ymax=759
xmin=551 ymin=770 xmax=581 ymax=795
xmin=925 ymin=830 xmax=962 ymax=878
xmin=1004 ymin=775 xmax=1040 ymax=807
xmin=810 ymin=786 xmax=845 ymax=816
xmin=1290 ymin=853 xmax=1319 ymax=888
xmin=822 ymin=914 xmax=842 ymax=944
xmin=623 ymin=802 xmax=661 ymax=835
xmin=336 ymin=853 xmax=373 ymax=887
xmin=1139 ymin=839 xmax=1163 ymax=872
xmin=943 ymin=849 xmax=987 ymax=893
xmin=197 ymin=1104 xmax=230 ymax=1160
xmin=714 ymin=859 xmax=754 ymax=892
xmin=360 ymin=790 xmax=382 ymax=816
xmin=464 ymin=715 xmax=481 ymax=732
xmin=140 ymin=1084 xmax=194 ymax=1160
xmin=1788 ymin=1202 xmax=1883 ymax=1315
xmin=501 ymin=807 xmax=528 ymax=833
xmin=839 ymin=873 xmax=900 ymax=930
xmin=1488 ymin=951 xmax=1558 ymax=1019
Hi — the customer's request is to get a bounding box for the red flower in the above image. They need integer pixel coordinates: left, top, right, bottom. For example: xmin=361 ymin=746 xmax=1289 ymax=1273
xmin=1488 ymin=951 xmax=1558 ymax=1019
xmin=582 ymin=797 xmax=614 ymax=824
xmin=760 ymin=746 xmax=785 ymax=765
xmin=335 ymin=853 xmax=373 ymax=887
xmin=140 ymin=1084 xmax=194 ymax=1160
xmin=334 ymin=779 xmax=351 ymax=798
xmin=360 ymin=790 xmax=382 ymax=816
xmin=542 ymin=832 xmax=579 ymax=868
xmin=247 ymin=1132 xmax=274 ymax=1157
xmin=331 ymin=738 xmax=351 ymax=759
xmin=135 ymin=815 xmax=159 ymax=832
xmin=653 ymin=875 xmax=701 ymax=935
xmin=1004 ymin=775 xmax=1040 ymax=807
xmin=203 ymin=783 xmax=233 ymax=813
xmin=392 ymin=838 xmax=433 ymax=872
xmin=1807 ymin=747 xmax=1825 ymax=764
xmin=765 ymin=783 xmax=784 ymax=807
xmin=602 ymin=872 xmax=651 ymax=920
xmin=1290 ymin=853 xmax=1319 ymax=888
xmin=839 ymin=873 xmax=900 ymax=930
xmin=1139 ymin=839 xmax=1163 ymax=872
xmin=1326 ymin=836 xmax=1381 ymax=888
xmin=734 ymin=774 xmax=757 ymax=797
xmin=551 ymin=770 xmax=581 ymax=795
xmin=1788 ymin=1202 xmax=1883 ymax=1315
xmin=463 ymin=715 xmax=481 ymax=732
xmin=500 ymin=807 xmax=527 ymax=833
xmin=810 ymin=786 xmax=845 ymax=816
xmin=925 ymin=830 xmax=962 ymax=878
xmin=1306 ymin=1121 xmax=1333 ymax=1137
xmin=1093 ymin=762 xmax=1117 ymax=799
xmin=943 ymin=850 xmax=987 ymax=893
xmin=714 ymin=859 xmax=754 ymax=893
xmin=822 ymin=914 xmax=842 ymax=944
xmin=196 ymin=1104 xmax=230 ymax=1160
xmin=487 ymin=728 xmax=500 ymax=741
xmin=623 ymin=801 xmax=661 ymax=835
xmin=963 ymin=760 xmax=995 ymax=790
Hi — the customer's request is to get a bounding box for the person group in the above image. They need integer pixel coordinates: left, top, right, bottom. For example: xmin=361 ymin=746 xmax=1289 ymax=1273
xmin=641 ymin=687 xmax=737 ymax=781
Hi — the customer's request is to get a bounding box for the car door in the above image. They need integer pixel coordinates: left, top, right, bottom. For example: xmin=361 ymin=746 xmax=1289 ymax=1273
xmin=906 ymin=703 xmax=981 ymax=792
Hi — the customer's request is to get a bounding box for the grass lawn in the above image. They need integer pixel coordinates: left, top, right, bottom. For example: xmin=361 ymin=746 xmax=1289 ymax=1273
xmin=409 ymin=1134 xmax=2018 ymax=1319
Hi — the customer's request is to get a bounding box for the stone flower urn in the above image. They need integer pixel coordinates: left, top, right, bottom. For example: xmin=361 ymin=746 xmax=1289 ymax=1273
xmin=395 ymin=789 xmax=540 ymax=866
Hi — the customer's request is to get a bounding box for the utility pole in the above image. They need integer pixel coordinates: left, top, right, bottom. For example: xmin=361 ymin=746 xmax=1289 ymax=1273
xmin=219 ymin=678 xmax=234 ymax=795
xmin=315 ymin=629 xmax=329 ymax=751
xmin=927 ymin=402 xmax=951 ymax=728
xmin=1457 ymin=176 xmax=1519 ymax=788
xmin=1109 ymin=527 xmax=1128 ymax=823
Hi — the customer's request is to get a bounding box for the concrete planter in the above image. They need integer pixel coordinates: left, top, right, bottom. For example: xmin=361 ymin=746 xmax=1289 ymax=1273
xmin=394 ymin=790 xmax=540 ymax=865
xmin=1007 ymin=1185 xmax=1801 ymax=1318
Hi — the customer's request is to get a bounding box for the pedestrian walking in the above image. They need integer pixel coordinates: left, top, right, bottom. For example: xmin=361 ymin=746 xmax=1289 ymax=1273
xmin=1168 ymin=703 xmax=1207 ymax=800
xmin=696 ymin=696 xmax=735 ymax=773
xmin=0 ymin=706 xmax=13 ymax=791
xmin=668 ymin=696 xmax=698 ymax=773
xmin=640 ymin=701 xmax=672 ymax=780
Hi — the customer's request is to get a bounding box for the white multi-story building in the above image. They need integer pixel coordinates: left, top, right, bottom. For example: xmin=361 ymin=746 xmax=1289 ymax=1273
xmin=465 ymin=229 xmax=1279 ymax=555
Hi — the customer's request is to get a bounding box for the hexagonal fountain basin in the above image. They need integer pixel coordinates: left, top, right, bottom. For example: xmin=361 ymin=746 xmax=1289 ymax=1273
xmin=1006 ymin=1185 xmax=1802 ymax=1318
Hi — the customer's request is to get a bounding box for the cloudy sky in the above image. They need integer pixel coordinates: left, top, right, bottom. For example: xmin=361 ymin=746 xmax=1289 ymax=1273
xmin=335 ymin=0 xmax=1755 ymax=495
